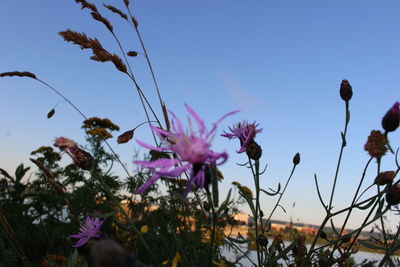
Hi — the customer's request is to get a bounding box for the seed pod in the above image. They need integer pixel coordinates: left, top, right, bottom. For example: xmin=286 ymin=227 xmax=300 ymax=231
xmin=293 ymin=153 xmax=300 ymax=165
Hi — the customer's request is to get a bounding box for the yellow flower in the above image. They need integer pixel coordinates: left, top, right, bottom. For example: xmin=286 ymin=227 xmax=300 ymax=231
xmin=140 ymin=225 xmax=148 ymax=234
xmin=162 ymin=252 xmax=181 ymax=267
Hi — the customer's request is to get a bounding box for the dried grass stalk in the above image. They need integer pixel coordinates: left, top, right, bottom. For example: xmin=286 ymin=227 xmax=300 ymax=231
xmin=132 ymin=16 xmax=139 ymax=28
xmin=59 ymin=29 xmax=127 ymax=73
xmin=103 ymin=4 xmax=128 ymax=20
xmin=30 ymin=159 xmax=65 ymax=196
xmin=75 ymin=0 xmax=98 ymax=13
xmin=162 ymin=102 xmax=171 ymax=131
xmin=91 ymin=12 xmax=113 ymax=32
xmin=0 ymin=71 xmax=36 ymax=79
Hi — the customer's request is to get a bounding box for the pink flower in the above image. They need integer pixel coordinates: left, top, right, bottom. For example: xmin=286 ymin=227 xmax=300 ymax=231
xmin=54 ymin=137 xmax=93 ymax=170
xmin=69 ymin=216 xmax=103 ymax=247
xmin=134 ymin=104 xmax=238 ymax=195
xmin=221 ymin=121 xmax=262 ymax=153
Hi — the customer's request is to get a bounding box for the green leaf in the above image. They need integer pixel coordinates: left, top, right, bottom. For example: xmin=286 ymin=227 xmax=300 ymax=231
xmin=0 ymin=168 xmax=13 ymax=181
xmin=217 ymin=189 xmax=232 ymax=214
xmin=15 ymin=164 xmax=30 ymax=182
xmin=226 ymin=236 xmax=252 ymax=244
xmin=357 ymin=196 xmax=376 ymax=210
xmin=261 ymin=183 xmax=281 ymax=196
xmin=358 ymin=239 xmax=385 ymax=251
xmin=330 ymin=219 xmax=339 ymax=236
xmin=341 ymin=131 xmax=346 ymax=147
xmin=67 ymin=249 xmax=78 ymax=267
xmin=314 ymin=174 xmax=327 ymax=211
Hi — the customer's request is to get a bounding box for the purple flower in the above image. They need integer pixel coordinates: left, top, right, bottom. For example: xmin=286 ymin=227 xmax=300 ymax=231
xmin=69 ymin=216 xmax=103 ymax=247
xmin=221 ymin=121 xmax=262 ymax=153
xmin=382 ymin=102 xmax=400 ymax=133
xmin=134 ymin=104 xmax=238 ymax=195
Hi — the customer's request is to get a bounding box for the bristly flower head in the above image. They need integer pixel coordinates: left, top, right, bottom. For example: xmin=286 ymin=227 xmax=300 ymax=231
xmin=382 ymin=102 xmax=400 ymax=133
xmin=221 ymin=121 xmax=262 ymax=153
xmin=69 ymin=216 xmax=103 ymax=247
xmin=134 ymin=104 xmax=238 ymax=195
xmin=54 ymin=137 xmax=93 ymax=170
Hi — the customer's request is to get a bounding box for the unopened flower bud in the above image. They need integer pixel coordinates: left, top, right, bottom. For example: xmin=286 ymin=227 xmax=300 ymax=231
xmin=374 ymin=171 xmax=395 ymax=186
xmin=340 ymin=80 xmax=353 ymax=102
xmin=246 ymin=140 xmax=262 ymax=160
xmin=293 ymin=153 xmax=300 ymax=165
xmin=386 ymin=184 xmax=400 ymax=206
xmin=341 ymin=234 xmax=351 ymax=243
xmin=257 ymin=234 xmax=269 ymax=247
xmin=382 ymin=102 xmax=400 ymax=133
xmin=320 ymin=231 xmax=327 ymax=240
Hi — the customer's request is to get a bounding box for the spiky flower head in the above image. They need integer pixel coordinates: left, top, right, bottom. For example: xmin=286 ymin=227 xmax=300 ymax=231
xmin=382 ymin=102 xmax=400 ymax=133
xmin=134 ymin=104 xmax=238 ymax=195
xmin=364 ymin=130 xmax=387 ymax=159
xmin=69 ymin=216 xmax=103 ymax=247
xmin=221 ymin=121 xmax=262 ymax=154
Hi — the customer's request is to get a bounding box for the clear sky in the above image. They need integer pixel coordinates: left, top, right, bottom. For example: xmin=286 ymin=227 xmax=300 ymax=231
xmin=1 ymin=0 xmax=399 ymax=230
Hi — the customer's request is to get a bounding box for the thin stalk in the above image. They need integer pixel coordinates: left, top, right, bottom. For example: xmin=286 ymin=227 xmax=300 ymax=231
xmin=124 ymin=4 xmax=164 ymax=111
xmin=248 ymin=158 xmax=262 ymax=266
xmin=328 ymin=157 xmax=373 ymax=261
xmin=379 ymin=223 xmax=400 ymax=267
xmin=266 ymin=164 xmax=296 ymax=223
xmin=34 ymin=78 xmax=132 ymax=179
xmin=328 ymin=101 xmax=350 ymax=210
xmin=109 ymin=30 xmax=162 ymax=145
xmin=0 ymin=212 xmax=31 ymax=267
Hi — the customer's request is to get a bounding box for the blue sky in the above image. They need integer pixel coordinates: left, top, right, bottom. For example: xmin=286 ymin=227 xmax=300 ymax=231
xmin=1 ymin=0 xmax=399 ymax=230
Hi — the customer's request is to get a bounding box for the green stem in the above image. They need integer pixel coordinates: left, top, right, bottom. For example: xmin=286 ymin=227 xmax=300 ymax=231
xmin=328 ymin=101 xmax=350 ymax=210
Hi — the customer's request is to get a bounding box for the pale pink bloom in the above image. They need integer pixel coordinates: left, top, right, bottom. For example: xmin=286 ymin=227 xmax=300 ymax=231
xmin=134 ymin=104 xmax=238 ymax=195
xmin=54 ymin=137 xmax=93 ymax=170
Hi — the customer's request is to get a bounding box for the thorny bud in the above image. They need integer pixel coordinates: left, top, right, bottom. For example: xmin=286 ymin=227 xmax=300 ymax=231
xmin=339 ymin=79 xmax=353 ymax=102
xmin=386 ymin=184 xmax=400 ymax=206
xmin=293 ymin=152 xmax=300 ymax=165
xmin=382 ymin=102 xmax=400 ymax=133
xmin=257 ymin=234 xmax=269 ymax=247
xmin=246 ymin=140 xmax=262 ymax=160
xmin=374 ymin=171 xmax=395 ymax=186
xmin=364 ymin=130 xmax=387 ymax=159
xmin=341 ymin=234 xmax=351 ymax=243
xmin=320 ymin=231 xmax=327 ymax=240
